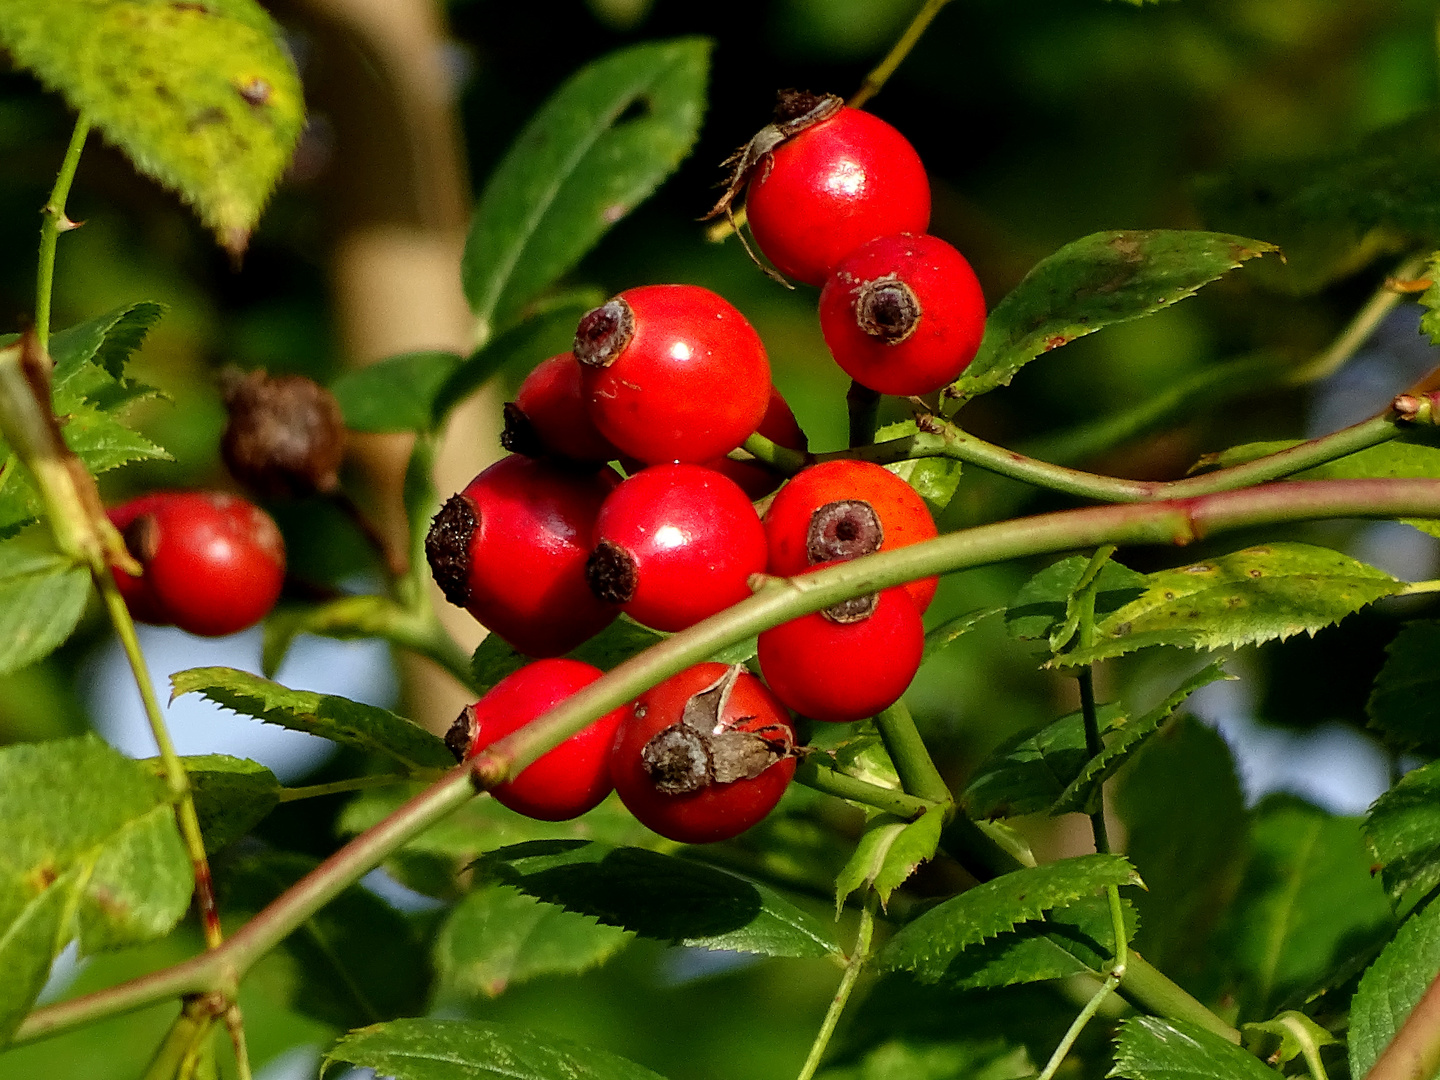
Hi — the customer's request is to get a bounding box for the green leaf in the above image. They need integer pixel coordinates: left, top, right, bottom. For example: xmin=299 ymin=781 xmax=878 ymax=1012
xmin=57 ymin=402 xmax=170 ymax=474
xmin=1301 ymin=440 xmax=1440 ymax=538
xmin=1051 ymin=665 xmax=1232 ymax=817
xmin=323 ymin=1018 xmax=669 ymax=1080
xmin=1368 ymin=619 xmax=1440 ymax=755
xmin=1112 ymin=1017 xmax=1280 ymax=1080
xmin=50 ymin=302 xmax=166 ymax=385
xmin=463 ymin=38 xmax=710 ymax=333
xmin=876 ymin=420 xmax=963 ymax=514
xmin=876 ymin=854 xmax=1141 ymax=980
xmin=1055 ymin=543 xmax=1402 ymax=668
xmin=923 ymin=606 xmax=1003 ymax=662
xmin=434 ymin=883 xmax=631 ymax=1000
xmin=170 ymin=666 xmax=454 ymax=769
xmin=962 ymin=704 xmax=1126 ymax=819
xmin=478 ymin=840 xmax=841 ymax=958
xmin=329 ymin=351 xmax=462 ymax=435
xmin=1364 ymin=754 xmax=1440 ymax=906
xmin=1006 ymin=554 xmax=1148 ymax=646
xmin=835 ymin=808 xmax=944 ymax=912
xmin=1421 ymin=252 xmax=1440 ymax=345
xmin=262 ymin=595 xmax=414 ymax=678
xmin=431 ymin=293 xmax=605 ymax=426
xmin=220 ymin=850 xmax=428 ymax=1030
xmin=819 ymin=1038 xmax=1034 ymax=1080
xmin=138 ymin=754 xmax=279 ymax=854
xmin=0 ymin=532 xmax=90 ymax=675
xmin=948 ymin=230 xmax=1274 ymax=402
xmin=1115 ymin=716 xmax=1247 ymax=982
xmin=1243 ymin=1012 xmax=1337 ymax=1069
xmin=1196 ymin=107 xmax=1440 ymax=294
xmin=0 ymin=0 xmax=304 ymax=252
xmin=1221 ymin=797 xmax=1393 ymax=1019
xmin=1350 ymin=899 xmax=1440 ymax=1080
xmin=933 ymin=894 xmax=1136 ymax=991
xmin=0 ymin=735 xmax=192 ymax=1043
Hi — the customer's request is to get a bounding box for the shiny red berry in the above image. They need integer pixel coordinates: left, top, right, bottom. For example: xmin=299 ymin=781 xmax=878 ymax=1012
xmin=108 ymin=491 xmax=286 ymax=637
xmin=503 ymin=353 xmax=620 ymax=464
xmin=448 ymin=658 xmax=626 ymax=821
xmin=764 ymin=459 xmax=939 ymax=611
xmin=745 ymin=99 xmax=930 ymax=287
xmin=702 ymin=385 xmax=809 ymax=500
xmin=611 ymin=663 xmax=797 ymax=844
xmin=425 ymin=456 xmax=620 ymax=657
xmin=573 ymin=284 xmax=771 ymax=465
xmin=819 ymin=233 xmax=987 ymax=396
xmin=757 ymin=578 xmax=924 ymax=724
xmin=585 ymin=463 xmax=767 ymax=632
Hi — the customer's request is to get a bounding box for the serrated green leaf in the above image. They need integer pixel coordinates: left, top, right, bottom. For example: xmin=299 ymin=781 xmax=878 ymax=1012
xmin=478 ymin=840 xmax=841 ymax=958
xmin=1197 ymin=108 xmax=1440 ymax=294
xmin=1368 ymin=620 xmax=1440 ymax=756
xmin=170 ymin=666 xmax=453 ymax=769
xmin=323 ymin=1018 xmax=669 ymax=1080
xmin=1221 ymin=798 xmax=1393 ymax=1019
xmin=1350 ymin=899 xmax=1440 ymax=1080
xmin=329 ymin=351 xmax=462 ymax=435
xmin=948 ymin=230 xmax=1274 ymax=402
xmin=0 ymin=532 xmax=90 ymax=675
xmin=431 ymin=293 xmax=605 ymax=426
xmin=1115 ymin=716 xmax=1247 ymax=983
xmin=1112 ymin=1017 xmax=1279 ymax=1080
xmin=50 ymin=302 xmax=165 ymax=385
xmin=923 ymin=606 xmax=1003 ymax=662
xmin=138 ymin=754 xmax=279 ymax=854
xmin=876 ymin=420 xmax=962 ymax=514
xmin=463 ymin=38 xmax=710 ymax=334
xmin=58 ymin=403 xmax=170 ymax=474
xmin=1006 ymin=554 xmax=1148 ymax=645
xmin=963 ymin=704 xmax=1126 ymax=819
xmin=435 ymin=883 xmax=631 ymax=1000
xmin=220 ymin=850 xmax=428 ymax=1030
xmin=877 ymin=854 xmax=1140 ymax=980
xmin=835 ymin=809 xmax=944 ymax=912
xmin=0 ymin=735 xmax=192 ymax=1043
xmin=1052 ymin=665 xmax=1231 ymax=816
xmin=1055 ymin=543 xmax=1402 ymax=668
xmin=819 ymin=1038 xmax=1034 ymax=1080
xmin=0 ymin=1 xmax=302 ymax=251
xmin=1301 ymin=440 xmax=1440 ymax=538
xmin=1364 ymin=755 xmax=1440 ymax=905
xmin=1243 ymin=1012 xmax=1337 ymax=1069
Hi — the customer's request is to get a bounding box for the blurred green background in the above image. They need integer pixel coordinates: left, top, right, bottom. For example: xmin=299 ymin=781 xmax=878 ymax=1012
xmin=2 ymin=0 xmax=1439 ymax=1077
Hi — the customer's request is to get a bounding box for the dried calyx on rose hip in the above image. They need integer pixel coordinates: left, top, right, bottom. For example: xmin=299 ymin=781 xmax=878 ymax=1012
xmin=501 ymin=352 xmax=620 ymax=464
xmin=108 ymin=490 xmax=286 ymax=637
xmin=220 ymin=368 xmax=346 ymax=498
xmin=448 ymin=658 xmax=626 ymax=821
xmin=819 ymin=233 xmax=987 ymax=396
xmin=611 ymin=663 xmax=799 ymax=844
xmin=425 ymin=455 xmax=619 ymax=657
xmin=707 ymin=90 xmax=931 ymax=286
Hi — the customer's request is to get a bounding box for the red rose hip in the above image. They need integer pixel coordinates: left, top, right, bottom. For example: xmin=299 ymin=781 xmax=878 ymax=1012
xmin=425 ymin=455 xmax=620 ymax=657
xmin=702 ymin=385 xmax=809 ymax=500
xmin=503 ymin=353 xmax=620 ymax=463
xmin=820 ymin=233 xmax=987 ymax=396
xmin=574 ymin=284 xmax=770 ymax=465
xmin=611 ymin=663 xmax=797 ymax=844
xmin=586 ymin=463 xmax=767 ymax=632
xmin=449 ymin=658 xmax=626 ymax=821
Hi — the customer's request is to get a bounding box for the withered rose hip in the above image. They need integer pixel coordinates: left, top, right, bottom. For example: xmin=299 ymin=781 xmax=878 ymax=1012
xmin=220 ymin=369 xmax=346 ymax=498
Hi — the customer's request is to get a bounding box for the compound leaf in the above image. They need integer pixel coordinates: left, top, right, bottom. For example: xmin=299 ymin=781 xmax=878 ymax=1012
xmin=876 ymin=854 xmax=1140 ymax=980
xmin=323 ymin=1018 xmax=669 ymax=1080
xmin=477 ymin=840 xmax=840 ymax=958
xmin=1055 ymin=543 xmax=1401 ymax=668
xmin=1349 ymin=900 xmax=1440 ymax=1080
xmin=463 ymin=38 xmax=710 ymax=334
xmin=170 ymin=666 xmax=453 ymax=770
xmin=949 ymin=230 xmax=1274 ymax=402
xmin=0 ymin=0 xmax=304 ymax=252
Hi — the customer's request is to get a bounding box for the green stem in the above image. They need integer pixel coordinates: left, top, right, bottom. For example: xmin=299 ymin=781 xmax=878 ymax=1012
xmin=796 ymin=893 xmax=877 ymax=1080
xmin=1036 ymin=974 xmax=1120 ymax=1080
xmin=36 ymin=113 xmax=90 ymax=354
xmin=1279 ymin=1013 xmax=1330 ymax=1080
xmin=21 ymin=475 xmax=1439 ymax=1045
xmin=1073 ymin=545 xmax=1112 ymax=854
xmin=848 ymin=0 xmax=955 ymax=108
xmin=140 ymin=1001 xmax=215 ymax=1080
xmin=872 ymin=700 xmax=953 ymax=805
xmin=1107 ymin=885 xmax=1129 ymax=979
xmin=794 ymin=756 xmax=938 ymax=818
xmin=276 ymin=773 xmax=420 ymax=803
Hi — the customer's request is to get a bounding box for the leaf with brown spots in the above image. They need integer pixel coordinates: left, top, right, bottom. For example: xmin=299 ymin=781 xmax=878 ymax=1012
xmin=1054 ymin=542 xmax=1402 ymax=667
xmin=948 ymin=230 xmax=1275 ymax=404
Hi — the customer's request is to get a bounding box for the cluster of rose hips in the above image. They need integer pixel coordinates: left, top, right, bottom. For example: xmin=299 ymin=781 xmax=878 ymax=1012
xmin=433 ymin=91 xmax=986 ymax=844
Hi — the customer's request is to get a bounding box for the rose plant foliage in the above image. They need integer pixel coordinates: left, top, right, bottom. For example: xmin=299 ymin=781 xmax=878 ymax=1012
xmin=5 ymin=3 xmax=1440 ymax=1080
